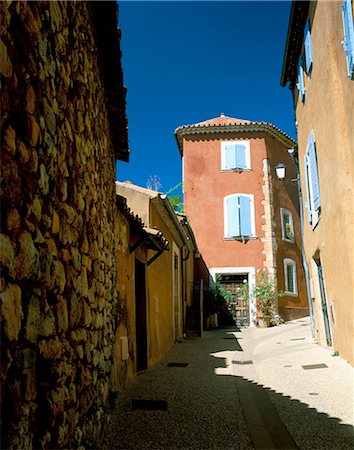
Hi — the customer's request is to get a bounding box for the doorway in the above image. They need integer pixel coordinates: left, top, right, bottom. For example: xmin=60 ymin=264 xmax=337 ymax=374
xmin=135 ymin=258 xmax=148 ymax=371
xmin=218 ymin=273 xmax=249 ymax=328
xmin=315 ymin=257 xmax=332 ymax=347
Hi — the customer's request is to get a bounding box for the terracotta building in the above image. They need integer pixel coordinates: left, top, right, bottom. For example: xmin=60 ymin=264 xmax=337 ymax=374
xmin=175 ymin=114 xmax=309 ymax=325
xmin=281 ymin=0 xmax=354 ymax=365
xmin=0 ymin=2 xmax=129 ymax=448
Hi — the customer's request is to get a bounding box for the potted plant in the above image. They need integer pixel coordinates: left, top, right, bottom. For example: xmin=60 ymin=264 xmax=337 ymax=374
xmin=240 ymin=269 xmax=284 ymax=327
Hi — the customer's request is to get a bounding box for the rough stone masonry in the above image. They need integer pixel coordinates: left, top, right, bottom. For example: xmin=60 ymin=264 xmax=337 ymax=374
xmin=0 ymin=1 xmax=128 ymax=448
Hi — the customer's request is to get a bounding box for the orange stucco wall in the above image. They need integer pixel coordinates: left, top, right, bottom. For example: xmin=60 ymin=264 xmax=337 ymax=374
xmin=183 ymin=133 xmax=267 ymax=270
xmin=294 ymin=1 xmax=354 ymax=364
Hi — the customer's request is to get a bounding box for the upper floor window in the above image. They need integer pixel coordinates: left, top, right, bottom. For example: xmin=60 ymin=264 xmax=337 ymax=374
xmin=303 ymin=131 xmax=321 ymax=228
xmin=283 ymin=258 xmax=297 ymax=295
xmin=297 ymin=56 xmax=306 ymax=102
xmin=224 ymin=194 xmax=255 ymax=238
xmin=280 ymin=208 xmax=294 ymax=243
xmin=341 ymin=0 xmax=354 ymax=79
xmin=304 ymin=20 xmax=313 ymax=74
xmin=221 ymin=141 xmax=251 ymax=171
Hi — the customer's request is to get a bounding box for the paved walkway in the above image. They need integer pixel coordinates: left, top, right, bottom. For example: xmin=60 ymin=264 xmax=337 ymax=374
xmin=102 ymin=317 xmax=354 ymax=449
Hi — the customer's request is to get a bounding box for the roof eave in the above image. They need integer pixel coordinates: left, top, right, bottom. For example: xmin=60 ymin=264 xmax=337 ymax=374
xmin=280 ymin=1 xmax=310 ymax=89
xmin=175 ymin=122 xmax=296 ymax=155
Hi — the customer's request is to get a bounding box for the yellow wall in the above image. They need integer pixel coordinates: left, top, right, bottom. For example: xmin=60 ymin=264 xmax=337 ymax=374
xmin=295 ymin=1 xmax=354 ymax=364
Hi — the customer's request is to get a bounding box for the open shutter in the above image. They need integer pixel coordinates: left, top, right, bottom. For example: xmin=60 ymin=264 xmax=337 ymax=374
xmin=226 ymin=196 xmax=239 ymax=237
xmin=235 ymin=144 xmax=247 ymax=169
xmin=308 ymin=132 xmax=321 ymax=211
xmin=297 ymin=56 xmax=305 ymax=102
xmin=239 ymin=196 xmax=252 ymax=236
xmin=224 ymin=144 xmax=236 ymax=169
xmin=303 ymin=154 xmax=313 ymax=224
xmin=342 ymin=0 xmax=354 ymax=78
xmin=304 ymin=20 xmax=313 ymax=73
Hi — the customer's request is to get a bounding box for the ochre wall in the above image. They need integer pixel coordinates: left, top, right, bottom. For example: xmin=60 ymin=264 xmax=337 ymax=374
xmin=183 ymin=133 xmax=267 ymax=270
xmin=147 ymin=204 xmax=177 ymax=366
xmin=0 ymin=2 xmax=124 ymax=447
xmin=295 ymin=1 xmax=353 ymax=364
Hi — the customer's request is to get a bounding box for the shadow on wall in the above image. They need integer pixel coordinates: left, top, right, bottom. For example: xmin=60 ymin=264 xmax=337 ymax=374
xmin=101 ymin=328 xmax=354 ymax=450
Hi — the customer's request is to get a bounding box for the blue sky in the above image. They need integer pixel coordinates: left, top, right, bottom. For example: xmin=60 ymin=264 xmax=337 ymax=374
xmin=116 ymin=1 xmax=295 ymax=193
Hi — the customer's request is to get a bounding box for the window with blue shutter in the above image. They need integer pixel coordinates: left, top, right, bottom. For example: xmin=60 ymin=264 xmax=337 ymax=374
xmin=225 ymin=194 xmax=254 ymax=237
xmin=226 ymin=196 xmax=239 ymax=237
xmin=304 ymin=132 xmax=321 ymax=227
xmin=304 ymin=20 xmax=313 ymax=74
xmin=308 ymin=132 xmax=321 ymax=211
xmin=341 ymin=0 xmax=354 ymax=78
xmin=221 ymin=141 xmax=250 ymax=170
xmin=297 ymin=56 xmax=305 ymax=102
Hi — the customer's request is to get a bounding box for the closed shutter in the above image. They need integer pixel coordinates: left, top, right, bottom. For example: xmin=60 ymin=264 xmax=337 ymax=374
xmin=225 ymin=144 xmax=236 ymax=169
xmin=308 ymin=132 xmax=321 ymax=211
xmin=304 ymin=20 xmax=313 ymax=73
xmin=297 ymin=56 xmax=305 ymax=102
xmin=226 ymin=196 xmax=239 ymax=237
xmin=235 ymin=144 xmax=247 ymax=169
xmin=342 ymin=0 xmax=354 ymax=78
xmin=239 ymin=196 xmax=252 ymax=236
xmin=303 ymin=154 xmax=313 ymax=224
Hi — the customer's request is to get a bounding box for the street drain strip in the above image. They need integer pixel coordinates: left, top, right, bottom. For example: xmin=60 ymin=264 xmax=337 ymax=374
xmin=309 ymin=393 xmax=319 ymax=395
xmin=167 ymin=362 xmax=189 ymax=367
xmin=290 ymin=338 xmax=305 ymax=341
xmin=233 ymin=360 xmax=253 ymax=365
xmin=302 ymin=363 xmax=328 ymax=370
xmin=223 ymin=337 xmax=235 ymax=340
xmin=132 ymin=400 xmax=168 ymax=411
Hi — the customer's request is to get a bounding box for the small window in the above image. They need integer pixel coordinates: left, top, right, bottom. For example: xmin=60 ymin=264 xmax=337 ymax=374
xmin=221 ymin=141 xmax=250 ymax=171
xmin=283 ymin=258 xmax=297 ymax=295
xmin=224 ymin=194 xmax=255 ymax=238
xmin=304 ymin=20 xmax=313 ymax=74
xmin=297 ymin=56 xmax=305 ymax=102
xmin=341 ymin=0 xmax=354 ymax=79
xmin=280 ymin=208 xmax=294 ymax=242
xmin=303 ymin=131 xmax=321 ymax=227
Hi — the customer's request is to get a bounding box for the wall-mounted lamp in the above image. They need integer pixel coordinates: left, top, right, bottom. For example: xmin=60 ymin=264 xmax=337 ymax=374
xmin=275 ymin=163 xmax=286 ymax=180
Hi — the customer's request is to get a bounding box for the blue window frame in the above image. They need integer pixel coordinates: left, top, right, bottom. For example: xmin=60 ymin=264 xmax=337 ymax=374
xmin=297 ymin=56 xmax=305 ymax=102
xmin=224 ymin=194 xmax=254 ymax=238
xmin=304 ymin=131 xmax=321 ymax=227
xmin=221 ymin=141 xmax=250 ymax=171
xmin=342 ymin=0 xmax=354 ymax=78
xmin=304 ymin=20 xmax=313 ymax=74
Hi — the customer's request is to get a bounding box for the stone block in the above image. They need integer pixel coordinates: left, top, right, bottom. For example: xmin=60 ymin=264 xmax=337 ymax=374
xmin=0 ymin=283 xmax=23 ymax=340
xmin=15 ymin=231 xmax=39 ymax=280
xmin=0 ymin=233 xmax=16 ymax=273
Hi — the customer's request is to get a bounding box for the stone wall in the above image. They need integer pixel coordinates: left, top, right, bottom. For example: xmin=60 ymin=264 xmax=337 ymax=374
xmin=0 ymin=1 xmax=126 ymax=448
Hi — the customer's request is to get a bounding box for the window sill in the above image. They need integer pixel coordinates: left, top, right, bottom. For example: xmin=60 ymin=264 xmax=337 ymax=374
xmin=282 ymin=238 xmax=295 ymax=244
xmin=221 ymin=168 xmax=251 ymax=173
xmin=284 ymin=291 xmax=298 ymax=297
xmin=224 ymin=236 xmax=258 ymax=242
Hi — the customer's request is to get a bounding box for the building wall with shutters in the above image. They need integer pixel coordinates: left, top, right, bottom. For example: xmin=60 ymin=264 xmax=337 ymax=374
xmin=290 ymin=1 xmax=354 ymax=365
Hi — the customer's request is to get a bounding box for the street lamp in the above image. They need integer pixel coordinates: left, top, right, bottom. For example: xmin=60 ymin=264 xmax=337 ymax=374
xmin=275 ymin=163 xmax=286 ymax=180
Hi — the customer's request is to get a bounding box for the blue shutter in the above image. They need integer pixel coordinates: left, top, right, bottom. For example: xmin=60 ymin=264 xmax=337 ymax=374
xmin=304 ymin=20 xmax=313 ymax=73
xmin=303 ymin=154 xmax=312 ymax=224
xmin=342 ymin=0 xmax=354 ymax=78
xmin=235 ymin=144 xmax=247 ymax=169
xmin=225 ymin=144 xmax=236 ymax=169
xmin=308 ymin=132 xmax=321 ymax=211
xmin=226 ymin=196 xmax=239 ymax=237
xmin=297 ymin=56 xmax=305 ymax=102
xmin=239 ymin=196 xmax=252 ymax=236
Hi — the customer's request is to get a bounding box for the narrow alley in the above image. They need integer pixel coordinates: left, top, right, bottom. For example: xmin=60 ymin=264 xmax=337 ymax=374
xmin=102 ymin=318 xmax=354 ymax=450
